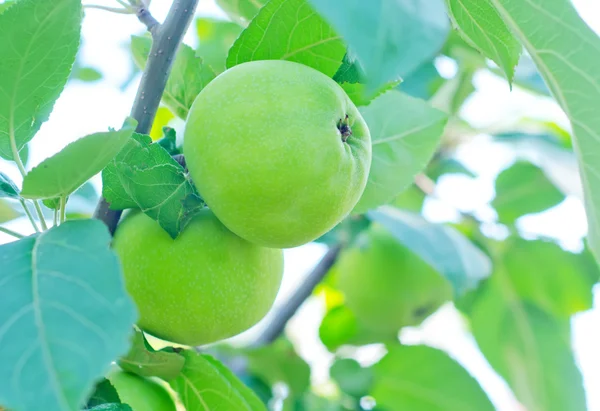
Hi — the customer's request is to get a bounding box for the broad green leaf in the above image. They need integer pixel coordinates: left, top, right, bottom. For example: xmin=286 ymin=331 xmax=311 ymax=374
xmin=215 ymin=0 xmax=266 ymax=26
xmin=510 ymin=54 xmax=550 ymax=95
xmin=0 ymin=172 xmax=19 ymax=198
xmin=330 ymin=359 xmax=373 ymax=398
xmin=131 ymin=36 xmax=216 ymax=119
xmin=0 ymin=0 xmax=81 ymax=160
xmin=341 ymin=80 xmax=401 ymax=107
xmin=333 ymin=52 xmax=366 ymax=84
xmin=0 ymin=199 xmax=21 ymax=223
xmin=307 ymin=0 xmax=449 ymax=92
xmin=226 ymin=0 xmax=346 ymax=78
xmin=169 ymin=350 xmax=266 ymax=410
xmin=196 ymin=18 xmax=243 ymax=73
xmin=445 ymin=0 xmax=521 ymax=83
xmin=487 ymin=0 xmax=600 ymax=264
xmin=0 ymin=219 xmax=137 ymax=411
xmin=392 ymin=184 xmax=426 ymax=213
xmin=492 ymin=161 xmax=565 ymax=224
xmin=88 ymin=405 xmax=132 ymax=411
xmin=102 ymin=133 xmax=205 ymax=238
xmin=354 ymin=91 xmax=448 ymax=213
xmin=20 ymin=121 xmax=136 ymax=199
xmin=85 ymin=379 xmax=121 ymax=409
xmin=399 ymin=61 xmax=444 ymax=100
xmin=368 ymin=206 xmax=492 ymax=297
xmin=470 ymin=272 xmax=586 ymax=411
xmin=42 ymin=197 xmax=62 ymax=210
xmin=371 ymin=345 xmax=494 ymax=411
xmin=501 ymin=238 xmax=597 ymax=317
xmin=118 ymin=330 xmax=185 ymax=380
xmin=0 ymin=0 xmax=14 ymax=14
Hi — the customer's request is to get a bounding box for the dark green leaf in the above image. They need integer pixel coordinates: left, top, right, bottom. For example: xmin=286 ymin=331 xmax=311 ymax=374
xmin=169 ymin=350 xmax=266 ymax=410
xmin=0 ymin=172 xmax=19 ymax=198
xmin=118 ymin=330 xmax=185 ymax=380
xmin=333 ymin=52 xmax=366 ymax=84
xmin=368 ymin=207 xmax=492 ymax=297
xmin=226 ymin=0 xmax=346 ymax=78
xmin=215 ymin=0 xmax=267 ymax=26
xmin=0 ymin=0 xmax=81 ymax=160
xmin=353 ymin=91 xmax=448 ymax=213
xmin=445 ymin=0 xmax=521 ymax=83
xmin=157 ymin=128 xmax=180 ymax=156
xmin=20 ymin=120 xmax=136 ymax=199
xmin=371 ymin=345 xmax=494 ymax=410
xmin=102 ymin=133 xmax=206 ymax=238
xmin=307 ymin=0 xmax=449 ymax=92
xmin=85 ymin=379 xmax=121 ymax=408
xmin=131 ymin=36 xmax=216 ymax=119
xmin=330 ymin=359 xmax=373 ymax=398
xmin=196 ymin=18 xmax=243 ymax=73
xmin=492 ymin=161 xmax=565 ymax=224
xmin=0 ymin=219 xmax=137 ymax=411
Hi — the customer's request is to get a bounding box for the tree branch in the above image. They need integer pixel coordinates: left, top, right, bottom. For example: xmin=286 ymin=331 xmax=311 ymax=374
xmin=136 ymin=6 xmax=160 ymax=33
xmin=254 ymin=245 xmax=342 ymax=346
xmin=94 ymin=0 xmax=199 ymax=234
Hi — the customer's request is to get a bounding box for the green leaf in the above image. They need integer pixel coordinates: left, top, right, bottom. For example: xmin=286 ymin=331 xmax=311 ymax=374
xmin=330 ymin=359 xmax=373 ymax=398
xmin=169 ymin=350 xmax=266 ymax=410
xmin=371 ymin=345 xmax=494 ymax=411
xmin=0 ymin=199 xmax=22 ymax=223
xmin=196 ymin=18 xmax=243 ymax=73
xmin=215 ymin=0 xmax=266 ymax=26
xmin=42 ymin=197 xmax=63 ymax=210
xmin=20 ymin=120 xmax=136 ymax=199
xmin=492 ymin=161 xmax=565 ymax=224
xmin=487 ymin=0 xmax=600 ymax=264
xmin=102 ymin=133 xmax=206 ymax=238
xmin=149 ymin=107 xmax=175 ymax=141
xmin=399 ymin=61 xmax=444 ymax=101
xmin=226 ymin=0 xmax=346 ymax=78
xmin=501 ymin=238 xmax=597 ymax=317
xmin=156 ymin=127 xmax=180 ymax=156
xmin=307 ymin=0 xmax=449 ymax=92
xmin=0 ymin=172 xmax=19 ymax=198
xmin=353 ymin=91 xmax=448 ymax=213
xmin=85 ymin=379 xmax=121 ymax=408
xmin=427 ymin=157 xmax=476 ymax=181
xmin=0 ymin=0 xmax=14 ymax=14
xmin=131 ymin=36 xmax=216 ymax=119
xmin=341 ymin=80 xmax=401 ymax=107
xmin=118 ymin=330 xmax=185 ymax=380
xmin=333 ymin=52 xmax=366 ymax=84
xmin=445 ymin=0 xmax=521 ymax=83
xmin=0 ymin=219 xmax=137 ymax=411
xmin=88 ymin=405 xmax=133 ymax=411
xmin=0 ymin=0 xmax=81 ymax=160
xmin=470 ymin=273 xmax=586 ymax=411
xmin=368 ymin=206 xmax=492 ymax=297
xmin=73 ymin=66 xmax=103 ymax=83
xmin=319 ymin=305 xmax=360 ymax=350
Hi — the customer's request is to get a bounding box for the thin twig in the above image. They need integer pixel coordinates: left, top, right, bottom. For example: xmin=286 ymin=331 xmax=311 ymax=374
xmin=254 ymin=245 xmax=342 ymax=346
xmin=59 ymin=196 xmax=67 ymax=224
xmin=19 ymin=199 xmax=39 ymax=233
xmin=0 ymin=226 xmax=25 ymax=239
xmin=32 ymin=200 xmax=48 ymax=230
xmin=94 ymin=0 xmax=200 ymax=234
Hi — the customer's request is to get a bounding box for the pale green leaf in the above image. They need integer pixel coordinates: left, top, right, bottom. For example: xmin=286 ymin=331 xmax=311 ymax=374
xmin=445 ymin=0 xmax=521 ymax=83
xmin=226 ymin=0 xmax=346 ymax=77
xmin=330 ymin=359 xmax=373 ymax=399
xmin=0 ymin=172 xmax=19 ymax=198
xmin=0 ymin=199 xmax=22 ymax=223
xmin=20 ymin=120 xmax=136 ymax=199
xmin=0 ymin=0 xmax=81 ymax=160
xmin=488 ymin=0 xmax=600 ymax=263
xmin=169 ymin=350 xmax=266 ymax=410
xmin=0 ymin=219 xmax=137 ymax=411
xmin=368 ymin=206 xmax=492 ymax=297
xmin=215 ymin=0 xmax=266 ymax=26
xmin=371 ymin=345 xmax=494 ymax=411
xmin=307 ymin=0 xmax=449 ymax=92
xmin=196 ymin=18 xmax=243 ymax=73
xmin=354 ymin=91 xmax=448 ymax=213
xmin=131 ymin=36 xmax=216 ymax=119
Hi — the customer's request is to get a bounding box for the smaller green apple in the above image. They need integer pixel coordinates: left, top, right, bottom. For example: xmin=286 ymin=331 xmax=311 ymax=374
xmin=337 ymin=225 xmax=452 ymax=334
xmin=107 ymin=370 xmax=176 ymax=411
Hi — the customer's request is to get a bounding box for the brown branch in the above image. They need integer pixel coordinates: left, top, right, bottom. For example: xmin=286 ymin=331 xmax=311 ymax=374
xmin=94 ymin=0 xmax=199 ymax=234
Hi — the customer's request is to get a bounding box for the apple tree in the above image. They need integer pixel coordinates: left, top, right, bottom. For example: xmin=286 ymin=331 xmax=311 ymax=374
xmin=0 ymin=0 xmax=599 ymax=410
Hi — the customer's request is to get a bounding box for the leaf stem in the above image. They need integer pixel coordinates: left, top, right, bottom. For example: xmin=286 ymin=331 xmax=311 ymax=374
xmin=32 ymin=200 xmax=48 ymax=230
xmin=53 ymin=208 xmax=59 ymax=227
xmin=0 ymin=226 xmax=25 ymax=239
xmin=19 ymin=199 xmax=40 ymax=233
xmin=59 ymin=196 xmax=67 ymax=224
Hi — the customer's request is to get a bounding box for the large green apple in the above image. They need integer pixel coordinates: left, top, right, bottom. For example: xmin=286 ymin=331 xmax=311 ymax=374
xmin=112 ymin=209 xmax=284 ymax=346
xmin=337 ymin=225 xmax=452 ymax=334
xmin=184 ymin=60 xmax=372 ymax=248
xmin=107 ymin=369 xmax=176 ymax=411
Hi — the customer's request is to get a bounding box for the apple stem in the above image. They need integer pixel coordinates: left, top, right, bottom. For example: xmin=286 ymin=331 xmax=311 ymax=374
xmin=338 ymin=114 xmax=352 ymax=143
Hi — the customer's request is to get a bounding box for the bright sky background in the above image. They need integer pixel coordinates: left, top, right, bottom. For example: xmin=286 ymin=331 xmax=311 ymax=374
xmin=1 ymin=1 xmax=600 ymax=410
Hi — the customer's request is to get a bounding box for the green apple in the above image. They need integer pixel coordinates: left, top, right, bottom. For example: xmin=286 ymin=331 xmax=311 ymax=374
xmin=337 ymin=225 xmax=452 ymax=334
xmin=184 ymin=60 xmax=372 ymax=248
xmin=112 ymin=209 xmax=284 ymax=346
xmin=107 ymin=370 xmax=176 ymax=411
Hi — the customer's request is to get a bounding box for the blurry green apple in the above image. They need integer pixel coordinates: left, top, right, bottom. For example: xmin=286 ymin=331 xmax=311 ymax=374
xmin=108 ymin=370 xmax=176 ymax=411
xmin=112 ymin=209 xmax=284 ymax=346
xmin=184 ymin=60 xmax=371 ymax=248
xmin=337 ymin=225 xmax=452 ymax=334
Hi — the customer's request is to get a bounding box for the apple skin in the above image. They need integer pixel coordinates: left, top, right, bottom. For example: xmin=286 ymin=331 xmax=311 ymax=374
xmin=112 ymin=209 xmax=284 ymax=346
xmin=337 ymin=225 xmax=452 ymax=334
xmin=184 ymin=60 xmax=372 ymax=248
xmin=107 ymin=370 xmax=177 ymax=411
